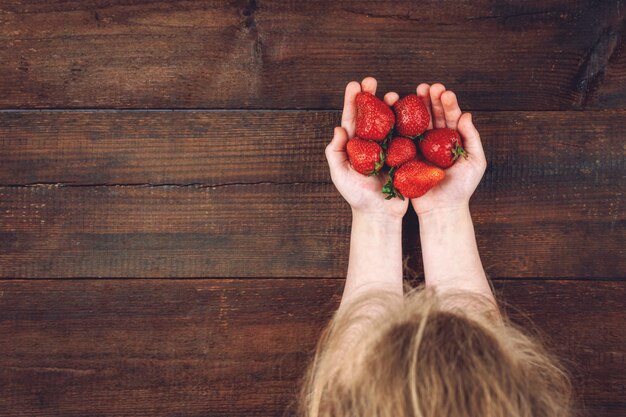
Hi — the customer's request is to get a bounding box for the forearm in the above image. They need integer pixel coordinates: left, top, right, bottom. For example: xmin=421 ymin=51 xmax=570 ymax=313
xmin=418 ymin=204 xmax=495 ymax=303
xmin=339 ymin=211 xmax=404 ymax=310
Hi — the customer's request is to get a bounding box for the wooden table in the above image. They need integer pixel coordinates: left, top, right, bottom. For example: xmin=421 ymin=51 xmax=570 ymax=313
xmin=1 ymin=1 xmax=624 ymax=416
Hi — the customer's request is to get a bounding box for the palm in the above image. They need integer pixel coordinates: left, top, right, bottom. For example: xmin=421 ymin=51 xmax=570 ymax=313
xmin=412 ymin=154 xmax=483 ymax=214
xmin=334 ymin=165 xmax=409 ymax=219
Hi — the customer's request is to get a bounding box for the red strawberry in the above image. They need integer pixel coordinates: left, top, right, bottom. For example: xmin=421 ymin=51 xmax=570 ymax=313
xmin=382 ymin=160 xmax=445 ymax=199
xmin=419 ymin=128 xmax=467 ymax=168
xmin=385 ymin=137 xmax=417 ymax=167
xmin=393 ymin=94 xmax=430 ymax=138
xmin=356 ymin=92 xmax=395 ymax=141
xmin=346 ymin=137 xmax=385 ymax=176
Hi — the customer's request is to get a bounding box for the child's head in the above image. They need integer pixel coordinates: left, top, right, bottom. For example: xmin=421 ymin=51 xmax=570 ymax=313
xmin=298 ymin=283 xmax=572 ymax=417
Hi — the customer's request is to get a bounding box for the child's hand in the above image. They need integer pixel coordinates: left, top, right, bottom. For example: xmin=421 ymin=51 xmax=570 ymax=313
xmin=390 ymin=83 xmax=487 ymax=216
xmin=325 ymin=77 xmax=409 ymax=219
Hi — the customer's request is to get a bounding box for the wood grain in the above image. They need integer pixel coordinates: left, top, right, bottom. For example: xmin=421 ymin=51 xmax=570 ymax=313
xmin=1 ymin=110 xmax=624 ymax=186
xmin=0 ymin=183 xmax=622 ymax=279
xmin=0 ymin=279 xmax=623 ymax=416
xmin=0 ymin=111 xmax=337 ymax=185
xmin=579 ymin=20 xmax=626 ymax=109
xmin=0 ymin=0 xmax=624 ymax=110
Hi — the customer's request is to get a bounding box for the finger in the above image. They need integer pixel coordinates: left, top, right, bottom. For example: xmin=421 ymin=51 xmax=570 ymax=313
xmin=325 ymin=127 xmax=350 ymax=172
xmin=457 ymin=113 xmax=486 ymax=164
xmin=430 ymin=83 xmax=447 ymax=128
xmin=361 ymin=76 xmax=377 ymax=95
xmin=341 ymin=81 xmax=362 ymax=138
xmin=384 ymin=92 xmax=399 ymax=106
xmin=441 ymin=91 xmax=462 ymax=130
xmin=417 ymin=83 xmax=433 ymax=130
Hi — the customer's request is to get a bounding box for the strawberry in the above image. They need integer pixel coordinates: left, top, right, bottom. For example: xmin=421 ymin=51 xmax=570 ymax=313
xmin=356 ymin=92 xmax=395 ymax=141
xmin=419 ymin=128 xmax=467 ymax=168
xmin=346 ymin=137 xmax=385 ymax=176
xmin=393 ymin=94 xmax=430 ymax=138
xmin=382 ymin=160 xmax=445 ymax=199
xmin=385 ymin=137 xmax=417 ymax=167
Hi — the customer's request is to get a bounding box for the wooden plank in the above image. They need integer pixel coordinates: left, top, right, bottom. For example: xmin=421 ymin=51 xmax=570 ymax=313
xmin=0 ymin=184 xmax=623 ymax=279
xmin=1 ymin=110 xmax=624 ymax=186
xmin=0 ymin=279 xmax=623 ymax=416
xmin=0 ymin=111 xmax=338 ymax=185
xmin=0 ymin=183 xmax=348 ymax=278
xmin=0 ymin=1 xmax=624 ymax=110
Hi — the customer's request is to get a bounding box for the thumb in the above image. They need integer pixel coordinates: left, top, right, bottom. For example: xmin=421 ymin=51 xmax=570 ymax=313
xmin=325 ymin=127 xmax=350 ymax=172
xmin=457 ymin=113 xmax=486 ymax=163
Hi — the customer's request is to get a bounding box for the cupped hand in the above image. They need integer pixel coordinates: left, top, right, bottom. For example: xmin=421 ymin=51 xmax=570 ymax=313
xmin=387 ymin=83 xmax=487 ymax=216
xmin=325 ymin=77 xmax=409 ymax=219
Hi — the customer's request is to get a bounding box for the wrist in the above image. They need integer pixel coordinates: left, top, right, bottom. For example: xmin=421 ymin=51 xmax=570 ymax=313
xmin=415 ymin=201 xmax=470 ymax=220
xmin=417 ymin=203 xmax=472 ymax=233
xmin=351 ymin=209 xmax=403 ymax=235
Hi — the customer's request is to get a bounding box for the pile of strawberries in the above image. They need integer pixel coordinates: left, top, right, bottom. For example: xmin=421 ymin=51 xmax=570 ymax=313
xmin=346 ymin=92 xmax=467 ymax=199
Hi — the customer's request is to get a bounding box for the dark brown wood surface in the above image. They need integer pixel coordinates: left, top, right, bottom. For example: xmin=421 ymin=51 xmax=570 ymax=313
xmin=0 ymin=110 xmax=624 ymax=186
xmin=1 ymin=0 xmax=625 ymax=416
xmin=0 ymin=184 xmax=622 ymax=278
xmin=0 ymin=279 xmax=623 ymax=417
xmin=0 ymin=0 xmax=624 ymax=110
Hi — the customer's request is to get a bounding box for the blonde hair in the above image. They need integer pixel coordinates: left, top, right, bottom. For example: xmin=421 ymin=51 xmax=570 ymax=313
xmin=297 ymin=281 xmax=572 ymax=417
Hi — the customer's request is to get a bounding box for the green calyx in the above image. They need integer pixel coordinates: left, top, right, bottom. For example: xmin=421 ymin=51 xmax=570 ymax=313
xmin=412 ymin=133 xmax=425 ymax=142
xmin=380 ymin=128 xmax=394 ymax=151
xmin=381 ymin=167 xmax=404 ymax=200
xmin=452 ymin=143 xmax=468 ymax=161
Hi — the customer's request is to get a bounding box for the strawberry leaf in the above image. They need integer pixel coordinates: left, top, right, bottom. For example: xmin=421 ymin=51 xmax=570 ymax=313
xmin=382 ymin=178 xmax=401 ymax=200
xmin=452 ymin=143 xmax=468 ymax=161
xmin=381 ymin=131 xmax=393 ymax=150
xmin=381 ymin=180 xmax=392 ymax=194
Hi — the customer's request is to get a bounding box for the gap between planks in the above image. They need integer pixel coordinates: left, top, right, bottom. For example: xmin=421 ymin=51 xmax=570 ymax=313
xmin=0 ymin=277 xmax=622 ymax=282
xmin=0 ymin=181 xmax=332 ymax=188
xmin=0 ymin=108 xmax=611 ymax=113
